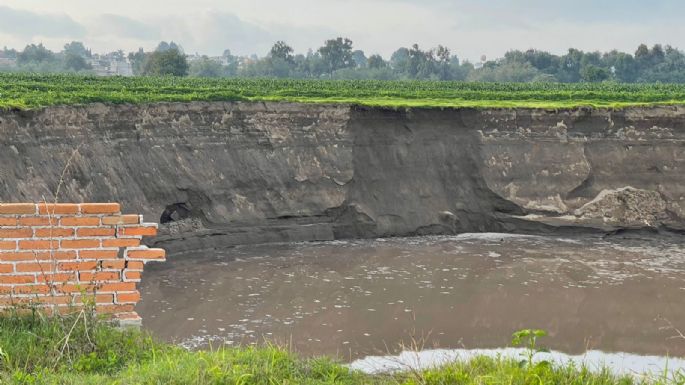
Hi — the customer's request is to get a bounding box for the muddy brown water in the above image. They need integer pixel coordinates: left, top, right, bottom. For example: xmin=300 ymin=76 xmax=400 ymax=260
xmin=137 ymin=233 xmax=685 ymax=361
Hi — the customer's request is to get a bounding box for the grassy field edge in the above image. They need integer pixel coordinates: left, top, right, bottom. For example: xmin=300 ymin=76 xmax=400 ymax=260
xmin=0 ymin=311 xmax=683 ymax=385
xmin=4 ymin=73 xmax=685 ymax=111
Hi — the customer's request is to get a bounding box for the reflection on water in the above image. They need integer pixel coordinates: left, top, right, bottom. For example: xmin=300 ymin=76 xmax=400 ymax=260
xmin=137 ymin=233 xmax=685 ymax=364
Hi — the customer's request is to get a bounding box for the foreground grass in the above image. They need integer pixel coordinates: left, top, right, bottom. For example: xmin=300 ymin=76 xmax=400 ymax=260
xmin=0 ymin=311 xmax=682 ymax=385
xmin=3 ymin=73 xmax=685 ymax=110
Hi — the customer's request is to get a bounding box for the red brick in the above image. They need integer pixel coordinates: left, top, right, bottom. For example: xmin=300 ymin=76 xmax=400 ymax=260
xmin=35 ymin=251 xmax=77 ymax=261
xmin=19 ymin=240 xmax=58 ymax=250
xmin=81 ymin=203 xmax=120 ymax=214
xmin=0 ymin=251 xmax=37 ymax=261
xmin=0 ymin=204 xmax=36 ymax=215
xmin=0 ymin=228 xmax=33 ymax=238
xmin=60 ymin=217 xmax=100 ymax=226
xmin=0 ymin=241 xmax=16 ymax=250
xmin=102 ymin=215 xmax=139 ymax=225
xmin=98 ymin=282 xmax=136 ymax=292
xmin=79 ymin=250 xmax=118 ymax=259
xmin=116 ymin=292 xmax=141 ymax=303
xmin=102 ymin=238 xmax=140 ymax=248
xmin=101 ymin=260 xmax=126 ymax=269
xmin=79 ymin=271 xmax=120 ymax=282
xmin=55 ymin=283 xmax=96 ymax=293
xmin=18 ymin=217 xmax=57 ymax=226
xmin=126 ymin=261 xmax=145 ymax=270
xmin=118 ymin=226 xmax=157 ymax=237
xmin=34 ymin=228 xmax=75 ymax=238
xmin=75 ymin=293 xmax=114 ymax=305
xmin=77 ymin=228 xmax=115 ymax=237
xmin=37 ymin=273 xmax=76 ymax=283
xmin=38 ymin=203 xmax=80 ymax=215
xmin=60 ymin=239 xmax=100 ymax=249
xmin=58 ymin=261 xmax=98 ymax=271
xmin=12 ymin=284 xmax=50 ymax=295
xmin=0 ymin=275 xmax=35 ymax=284
xmin=15 ymin=262 xmax=54 ymax=273
xmin=127 ymin=248 xmax=165 ymax=260
xmin=0 ymin=264 xmax=12 ymax=273
xmin=0 ymin=218 xmax=17 ymax=226
xmin=96 ymin=304 xmax=134 ymax=314
xmin=123 ymin=271 xmax=141 ymax=281
xmin=28 ymin=296 xmax=73 ymax=305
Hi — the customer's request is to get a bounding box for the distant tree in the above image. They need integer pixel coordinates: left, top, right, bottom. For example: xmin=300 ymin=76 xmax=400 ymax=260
xmin=189 ymin=56 xmax=224 ymax=77
xmin=63 ymin=41 xmax=90 ymax=58
xmin=300 ymin=49 xmax=327 ymax=77
xmin=63 ymin=53 xmax=91 ymax=71
xmin=650 ymin=44 xmax=666 ymax=65
xmin=156 ymin=41 xmax=184 ymax=53
xmin=220 ymin=50 xmax=239 ymax=77
xmin=580 ymin=64 xmax=610 ymax=82
xmin=351 ymin=50 xmax=367 ymax=68
xmin=367 ymin=54 xmax=386 ymax=69
xmin=638 ymin=45 xmax=685 ymax=83
xmin=556 ymin=48 xmax=584 ymax=82
xmin=603 ymin=50 xmax=637 ymax=82
xmin=128 ymin=48 xmax=148 ymax=75
xmin=504 ymin=49 xmax=557 ymax=74
xmin=407 ymin=44 xmax=426 ymax=77
xmin=635 ymin=44 xmax=650 ymax=61
xmin=525 ymin=50 xmax=557 ymax=72
xmin=318 ymin=37 xmax=355 ymax=75
xmin=1 ymin=47 xmax=17 ymax=58
xmin=434 ymin=45 xmax=451 ymax=80
xmin=390 ymin=47 xmax=410 ymax=74
xmin=17 ymin=44 xmax=55 ymax=64
xmin=269 ymin=41 xmax=294 ymax=63
xmin=109 ymin=50 xmax=126 ymax=61
xmin=156 ymin=41 xmax=170 ymax=52
xmin=143 ymin=49 xmax=189 ymax=76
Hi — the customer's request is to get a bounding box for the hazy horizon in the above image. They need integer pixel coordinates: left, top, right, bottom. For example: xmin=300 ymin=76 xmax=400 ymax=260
xmin=1 ymin=0 xmax=684 ymax=61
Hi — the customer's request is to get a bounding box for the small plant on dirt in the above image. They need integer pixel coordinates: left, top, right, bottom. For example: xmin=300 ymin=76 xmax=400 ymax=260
xmin=511 ymin=329 xmax=550 ymax=369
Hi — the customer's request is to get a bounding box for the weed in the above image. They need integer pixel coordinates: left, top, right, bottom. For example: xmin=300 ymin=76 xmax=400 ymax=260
xmin=511 ymin=328 xmax=551 ymax=368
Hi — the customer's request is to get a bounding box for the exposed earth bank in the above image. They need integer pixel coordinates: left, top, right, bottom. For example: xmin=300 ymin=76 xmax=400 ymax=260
xmin=1 ymin=102 xmax=683 ymax=252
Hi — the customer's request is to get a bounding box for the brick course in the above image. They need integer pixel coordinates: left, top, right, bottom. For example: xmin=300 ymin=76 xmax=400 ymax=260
xmin=0 ymin=203 xmax=165 ymax=322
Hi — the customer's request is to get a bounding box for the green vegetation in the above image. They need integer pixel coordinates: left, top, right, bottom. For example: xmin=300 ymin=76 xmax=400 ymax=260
xmin=0 ymin=310 xmax=682 ymax=385
xmin=4 ymin=73 xmax=685 ymax=110
xmin=4 ymin=39 xmax=685 ymax=84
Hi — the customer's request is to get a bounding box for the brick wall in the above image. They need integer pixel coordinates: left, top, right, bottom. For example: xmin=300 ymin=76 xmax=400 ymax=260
xmin=0 ymin=203 xmax=165 ymax=322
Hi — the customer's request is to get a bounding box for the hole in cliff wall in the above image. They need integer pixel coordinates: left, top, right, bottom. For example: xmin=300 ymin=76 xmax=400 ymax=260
xmin=160 ymin=203 xmax=191 ymax=224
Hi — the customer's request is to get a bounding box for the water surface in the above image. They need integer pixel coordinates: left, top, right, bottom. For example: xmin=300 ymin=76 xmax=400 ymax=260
xmin=138 ymin=233 xmax=685 ymax=362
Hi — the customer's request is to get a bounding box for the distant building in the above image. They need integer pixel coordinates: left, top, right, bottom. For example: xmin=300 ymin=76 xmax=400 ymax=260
xmin=87 ymin=55 xmax=133 ymax=76
xmin=0 ymin=57 xmax=17 ymax=68
xmin=187 ymin=54 xmax=228 ymax=65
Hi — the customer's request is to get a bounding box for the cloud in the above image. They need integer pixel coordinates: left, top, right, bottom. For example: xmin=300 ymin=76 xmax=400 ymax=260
xmin=2 ymin=1 xmax=685 ymax=61
xmin=156 ymin=11 xmax=314 ymax=56
xmin=93 ymin=14 xmax=160 ymax=40
xmin=0 ymin=6 xmax=86 ymax=38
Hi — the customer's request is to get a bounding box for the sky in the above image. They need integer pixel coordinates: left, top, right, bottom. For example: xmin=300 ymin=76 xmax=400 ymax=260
xmin=1 ymin=0 xmax=684 ymax=62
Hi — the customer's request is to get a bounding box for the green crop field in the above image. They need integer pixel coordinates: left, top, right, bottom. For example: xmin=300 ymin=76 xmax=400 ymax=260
xmin=3 ymin=73 xmax=685 ymax=110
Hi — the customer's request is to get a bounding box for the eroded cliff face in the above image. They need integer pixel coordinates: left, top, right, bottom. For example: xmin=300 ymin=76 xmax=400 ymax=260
xmin=1 ymin=102 xmax=683 ymax=253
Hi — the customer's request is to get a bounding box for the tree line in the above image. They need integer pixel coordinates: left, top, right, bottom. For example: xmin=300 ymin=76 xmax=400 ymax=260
xmin=2 ymin=38 xmax=685 ymax=83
